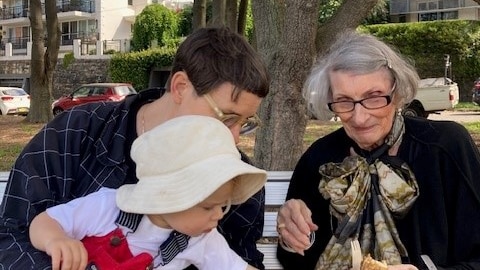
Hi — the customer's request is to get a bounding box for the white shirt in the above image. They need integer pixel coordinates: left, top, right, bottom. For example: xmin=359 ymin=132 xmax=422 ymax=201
xmin=46 ymin=188 xmax=247 ymax=270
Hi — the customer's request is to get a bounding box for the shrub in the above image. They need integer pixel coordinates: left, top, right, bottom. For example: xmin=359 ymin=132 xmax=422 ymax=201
xmin=109 ymin=46 xmax=176 ymax=90
xmin=361 ymin=20 xmax=480 ymax=101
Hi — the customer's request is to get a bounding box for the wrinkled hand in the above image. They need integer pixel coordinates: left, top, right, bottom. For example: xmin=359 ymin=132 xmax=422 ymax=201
xmin=388 ymin=264 xmax=418 ymax=270
xmin=45 ymin=237 xmax=88 ymax=270
xmin=277 ymin=198 xmax=318 ymax=255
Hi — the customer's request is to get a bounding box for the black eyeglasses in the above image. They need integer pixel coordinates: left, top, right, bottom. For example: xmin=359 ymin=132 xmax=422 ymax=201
xmin=203 ymin=93 xmax=261 ymax=135
xmin=327 ymin=83 xmax=396 ymax=113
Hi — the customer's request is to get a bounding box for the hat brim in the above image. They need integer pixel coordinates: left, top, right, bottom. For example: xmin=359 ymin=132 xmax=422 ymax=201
xmin=116 ymin=153 xmax=266 ymax=214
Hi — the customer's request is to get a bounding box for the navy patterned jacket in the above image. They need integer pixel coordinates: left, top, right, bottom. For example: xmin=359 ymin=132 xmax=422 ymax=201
xmin=0 ymin=88 xmax=265 ymax=269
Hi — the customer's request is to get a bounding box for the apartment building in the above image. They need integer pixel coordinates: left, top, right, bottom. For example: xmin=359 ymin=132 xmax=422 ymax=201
xmin=0 ymin=0 xmax=190 ymax=56
xmin=390 ymin=0 xmax=480 ymax=22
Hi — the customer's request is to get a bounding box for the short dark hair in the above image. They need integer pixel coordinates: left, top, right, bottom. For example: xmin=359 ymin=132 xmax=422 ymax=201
xmin=168 ymin=27 xmax=270 ymax=100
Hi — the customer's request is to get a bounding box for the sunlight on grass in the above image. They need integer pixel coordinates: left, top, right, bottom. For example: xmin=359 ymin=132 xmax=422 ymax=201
xmin=463 ymin=122 xmax=480 ymax=132
xmin=303 ymin=122 xmax=342 ymax=146
xmin=455 ymin=102 xmax=480 ymax=111
xmin=0 ymin=144 xmax=24 ymax=171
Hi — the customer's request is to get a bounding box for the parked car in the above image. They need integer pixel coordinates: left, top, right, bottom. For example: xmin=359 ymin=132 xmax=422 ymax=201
xmin=402 ymin=77 xmax=459 ymax=118
xmin=0 ymin=87 xmax=30 ymax=116
xmin=52 ymin=83 xmax=137 ymax=115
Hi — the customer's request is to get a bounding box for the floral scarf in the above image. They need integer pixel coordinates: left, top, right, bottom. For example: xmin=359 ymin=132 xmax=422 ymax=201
xmin=315 ymin=114 xmax=420 ymax=270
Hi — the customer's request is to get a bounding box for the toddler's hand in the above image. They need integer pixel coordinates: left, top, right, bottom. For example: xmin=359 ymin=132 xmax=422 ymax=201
xmin=45 ymin=237 xmax=88 ymax=270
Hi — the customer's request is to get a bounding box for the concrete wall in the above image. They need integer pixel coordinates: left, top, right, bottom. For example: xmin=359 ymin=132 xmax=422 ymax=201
xmin=0 ymin=58 xmax=111 ymax=99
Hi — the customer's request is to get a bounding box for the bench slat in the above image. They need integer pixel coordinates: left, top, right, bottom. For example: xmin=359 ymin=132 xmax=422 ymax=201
xmin=265 ymin=181 xmax=289 ymax=206
xmin=263 ymin=211 xmax=279 ymax=237
xmin=257 ymin=244 xmax=283 ymax=270
xmin=0 ymin=171 xmax=8 ymax=205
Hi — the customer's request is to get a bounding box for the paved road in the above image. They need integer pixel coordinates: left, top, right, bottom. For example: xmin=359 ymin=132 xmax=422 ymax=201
xmin=428 ymin=111 xmax=480 ymax=123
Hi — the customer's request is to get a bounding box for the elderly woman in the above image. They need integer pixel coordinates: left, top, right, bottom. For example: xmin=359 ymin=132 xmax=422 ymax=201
xmin=276 ymin=31 xmax=480 ymax=270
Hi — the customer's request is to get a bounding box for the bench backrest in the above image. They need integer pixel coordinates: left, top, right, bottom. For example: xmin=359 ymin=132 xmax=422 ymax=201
xmin=0 ymin=170 xmax=292 ymax=270
xmin=258 ymin=171 xmax=291 ymax=269
xmin=0 ymin=171 xmax=8 ymax=204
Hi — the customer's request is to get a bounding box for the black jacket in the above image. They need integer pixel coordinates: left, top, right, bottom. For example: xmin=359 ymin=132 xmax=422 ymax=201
xmin=277 ymin=116 xmax=480 ymax=270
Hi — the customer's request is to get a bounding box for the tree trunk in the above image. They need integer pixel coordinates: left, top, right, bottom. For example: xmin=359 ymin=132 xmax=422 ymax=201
xmin=237 ymin=0 xmax=248 ymax=35
xmin=252 ymin=0 xmax=381 ymax=170
xmin=252 ymin=0 xmax=318 ymax=170
xmin=209 ymin=0 xmax=226 ymax=26
xmin=27 ymin=0 xmax=59 ymax=123
xmin=225 ymin=0 xmax=237 ymax=31
xmin=192 ymin=0 xmax=207 ymax=30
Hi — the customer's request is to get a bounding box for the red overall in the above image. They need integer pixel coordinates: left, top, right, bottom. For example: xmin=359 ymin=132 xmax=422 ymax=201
xmin=82 ymin=228 xmax=154 ymax=270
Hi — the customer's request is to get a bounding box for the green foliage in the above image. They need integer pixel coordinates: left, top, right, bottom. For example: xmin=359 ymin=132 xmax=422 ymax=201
xmin=131 ymin=4 xmax=179 ymax=51
xmin=363 ymin=0 xmax=390 ymax=25
xmin=318 ymin=0 xmax=389 ymax=25
xmin=360 ymin=20 xmax=480 ymax=101
xmin=244 ymin=3 xmax=254 ymax=42
xmin=178 ymin=5 xmax=193 ymax=36
xmin=109 ymin=46 xmax=176 ymax=90
xmin=62 ymin=52 xmax=75 ymax=68
xmin=318 ymin=0 xmax=341 ymax=24
xmin=104 ymin=49 xmax=117 ymax=55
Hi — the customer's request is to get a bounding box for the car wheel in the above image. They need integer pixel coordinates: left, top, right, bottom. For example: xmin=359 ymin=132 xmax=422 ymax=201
xmin=403 ymin=102 xmax=427 ymax=118
xmin=52 ymin=108 xmax=63 ymax=116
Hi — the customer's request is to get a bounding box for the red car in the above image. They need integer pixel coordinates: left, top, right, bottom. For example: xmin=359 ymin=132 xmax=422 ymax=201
xmin=52 ymin=83 xmax=137 ymax=115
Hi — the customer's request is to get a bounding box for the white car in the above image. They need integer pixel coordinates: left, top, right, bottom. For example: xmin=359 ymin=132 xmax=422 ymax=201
xmin=0 ymin=87 xmax=30 ymax=116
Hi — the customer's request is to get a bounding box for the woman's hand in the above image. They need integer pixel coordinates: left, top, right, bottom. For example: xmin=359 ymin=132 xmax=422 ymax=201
xmin=45 ymin=237 xmax=88 ymax=270
xmin=277 ymin=198 xmax=318 ymax=255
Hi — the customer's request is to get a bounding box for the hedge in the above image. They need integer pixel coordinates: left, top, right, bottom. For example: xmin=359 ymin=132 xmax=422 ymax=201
xmin=109 ymin=46 xmax=176 ymax=91
xmin=361 ymin=20 xmax=480 ymax=101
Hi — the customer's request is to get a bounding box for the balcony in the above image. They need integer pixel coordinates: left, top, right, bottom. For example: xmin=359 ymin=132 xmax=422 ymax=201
xmin=61 ymin=32 xmax=99 ymax=46
xmin=0 ymin=1 xmax=95 ymax=22
xmin=57 ymin=0 xmax=95 ymax=13
xmin=4 ymin=37 xmax=29 ymax=50
xmin=57 ymin=1 xmax=96 ymax=20
xmin=0 ymin=5 xmax=28 ymax=20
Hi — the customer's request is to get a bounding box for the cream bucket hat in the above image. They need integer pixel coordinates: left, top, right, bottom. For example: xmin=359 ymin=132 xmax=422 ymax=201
xmin=116 ymin=115 xmax=267 ymax=214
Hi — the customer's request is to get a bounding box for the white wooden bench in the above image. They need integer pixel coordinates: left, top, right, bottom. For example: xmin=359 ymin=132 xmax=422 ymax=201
xmin=258 ymin=171 xmax=292 ymax=270
xmin=0 ymin=170 xmax=292 ymax=270
xmin=0 ymin=171 xmax=8 ymax=205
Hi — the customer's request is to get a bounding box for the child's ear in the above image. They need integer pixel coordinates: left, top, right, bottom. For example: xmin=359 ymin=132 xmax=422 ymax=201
xmin=169 ymin=71 xmax=191 ymax=103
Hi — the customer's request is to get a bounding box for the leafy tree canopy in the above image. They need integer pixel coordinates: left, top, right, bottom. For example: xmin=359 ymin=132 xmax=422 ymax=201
xmin=131 ymin=4 xmax=179 ymax=51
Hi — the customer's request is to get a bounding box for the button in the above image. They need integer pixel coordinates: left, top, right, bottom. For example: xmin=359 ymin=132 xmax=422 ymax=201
xmin=110 ymin=235 xmax=122 ymax=246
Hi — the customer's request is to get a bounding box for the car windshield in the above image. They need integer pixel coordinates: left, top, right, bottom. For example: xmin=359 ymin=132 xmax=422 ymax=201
xmin=1 ymin=89 xmax=27 ymax=96
xmin=115 ymin=86 xmax=137 ymax=96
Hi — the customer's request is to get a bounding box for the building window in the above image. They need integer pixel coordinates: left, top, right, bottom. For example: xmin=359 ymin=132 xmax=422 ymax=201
xmin=420 ymin=12 xmax=438 ymax=21
xmin=441 ymin=11 xmax=458 ymax=19
xmin=418 ymin=3 xmax=427 ymax=11
xmin=419 ymin=10 xmax=458 ymax=21
xmin=128 ymin=0 xmax=132 ymax=5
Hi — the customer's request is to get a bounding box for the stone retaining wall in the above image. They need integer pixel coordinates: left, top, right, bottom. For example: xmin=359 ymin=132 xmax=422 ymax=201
xmin=0 ymin=58 xmax=111 ymax=99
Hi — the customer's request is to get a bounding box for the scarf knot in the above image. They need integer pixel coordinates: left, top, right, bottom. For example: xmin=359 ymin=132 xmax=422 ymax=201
xmin=315 ymin=114 xmax=420 ymax=270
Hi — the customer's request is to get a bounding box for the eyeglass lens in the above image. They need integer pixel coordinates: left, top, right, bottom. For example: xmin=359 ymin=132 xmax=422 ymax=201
xmin=221 ymin=114 xmax=259 ymax=135
xmin=328 ymin=96 xmax=390 ymax=113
